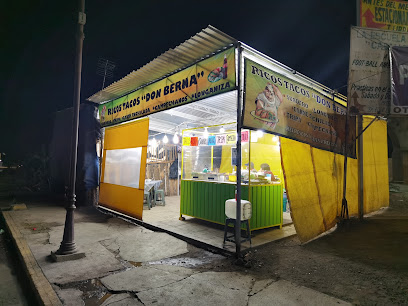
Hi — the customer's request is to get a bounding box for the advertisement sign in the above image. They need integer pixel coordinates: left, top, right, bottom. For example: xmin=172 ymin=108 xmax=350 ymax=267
xmin=241 ymin=130 xmax=249 ymax=142
xmin=390 ymin=46 xmax=408 ymax=114
xmin=231 ymin=147 xmax=237 ymax=166
xmin=243 ymin=59 xmax=356 ymax=157
xmin=215 ymin=134 xmax=227 ymax=145
xmin=98 ymin=48 xmax=236 ymax=127
xmin=190 ymin=137 xmax=198 ymax=146
xmin=182 ymin=131 xmax=249 ymax=146
xmin=348 ymin=26 xmax=408 ymax=115
xmin=208 ymin=136 xmax=216 ymax=146
xmin=360 ymin=0 xmax=408 ymax=32
xmin=198 ymin=137 xmax=208 ymax=146
xmin=182 ymin=137 xmax=191 ymax=146
xmin=226 ymin=133 xmax=236 ymax=144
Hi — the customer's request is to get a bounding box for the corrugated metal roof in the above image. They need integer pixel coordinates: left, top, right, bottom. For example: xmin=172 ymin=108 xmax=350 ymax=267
xmin=87 ymin=25 xmax=237 ymax=104
xmin=148 ymin=90 xmax=237 ymax=134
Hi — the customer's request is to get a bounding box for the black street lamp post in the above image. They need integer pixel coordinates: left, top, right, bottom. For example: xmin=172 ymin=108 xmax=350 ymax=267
xmin=51 ymin=0 xmax=86 ymax=261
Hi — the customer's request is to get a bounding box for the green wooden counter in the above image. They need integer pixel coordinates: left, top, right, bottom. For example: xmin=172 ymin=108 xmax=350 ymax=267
xmin=180 ymin=180 xmax=282 ymax=230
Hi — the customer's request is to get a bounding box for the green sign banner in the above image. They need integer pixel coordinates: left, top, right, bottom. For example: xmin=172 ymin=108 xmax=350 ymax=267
xmin=98 ymin=48 xmax=236 ymax=127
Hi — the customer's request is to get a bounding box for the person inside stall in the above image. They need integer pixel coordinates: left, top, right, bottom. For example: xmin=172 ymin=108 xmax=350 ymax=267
xmin=260 ymin=163 xmax=278 ymax=181
xmin=245 ymin=162 xmax=255 ymax=171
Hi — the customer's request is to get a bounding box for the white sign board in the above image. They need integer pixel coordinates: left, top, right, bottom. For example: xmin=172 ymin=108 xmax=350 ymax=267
xmin=348 ymin=26 xmax=408 ymax=115
xmin=198 ymin=137 xmax=207 ymax=146
xmin=390 ymin=46 xmax=408 ymax=115
xmin=103 ymin=147 xmax=142 ymax=189
xmin=215 ymin=134 xmax=227 ymax=145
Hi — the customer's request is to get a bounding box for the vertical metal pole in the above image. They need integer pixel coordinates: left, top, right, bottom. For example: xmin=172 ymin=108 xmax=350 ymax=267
xmin=235 ymin=45 xmax=242 ymax=257
xmin=341 ymin=97 xmax=349 ymax=220
xmin=358 ymin=115 xmax=364 ymax=220
xmin=55 ymin=0 xmax=86 ymax=256
xmin=102 ymin=60 xmax=108 ymax=90
xmin=356 ymin=0 xmax=364 ymax=220
xmin=177 ymin=152 xmax=180 ymax=196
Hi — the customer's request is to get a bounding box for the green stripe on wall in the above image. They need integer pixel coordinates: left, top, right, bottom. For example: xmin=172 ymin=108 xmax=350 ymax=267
xmin=180 ymin=180 xmax=282 ymax=230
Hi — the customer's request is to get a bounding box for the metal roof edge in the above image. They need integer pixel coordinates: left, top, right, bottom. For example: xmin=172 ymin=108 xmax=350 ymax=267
xmin=240 ymin=42 xmax=347 ymax=103
xmin=88 ymin=25 xmax=238 ymax=104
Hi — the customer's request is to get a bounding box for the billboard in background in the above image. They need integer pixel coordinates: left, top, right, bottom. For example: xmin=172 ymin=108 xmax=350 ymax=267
xmin=391 ymin=46 xmax=408 ymax=114
xmin=348 ymin=26 xmax=408 ymax=115
xmin=243 ymin=59 xmax=356 ymax=157
xmin=98 ymin=48 xmax=235 ymax=127
xmin=360 ymin=0 xmax=408 ymax=32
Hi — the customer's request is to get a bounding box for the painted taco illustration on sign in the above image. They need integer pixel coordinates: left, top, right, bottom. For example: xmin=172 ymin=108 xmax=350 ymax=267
xmin=208 ymin=54 xmax=228 ymax=83
xmin=100 ymin=105 xmax=107 ymax=121
xmin=251 ymin=82 xmax=283 ymax=129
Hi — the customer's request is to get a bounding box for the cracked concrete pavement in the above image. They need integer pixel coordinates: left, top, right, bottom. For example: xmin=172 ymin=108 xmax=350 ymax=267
xmin=7 ymin=204 xmax=350 ymax=305
xmin=101 ymin=267 xmax=349 ymax=306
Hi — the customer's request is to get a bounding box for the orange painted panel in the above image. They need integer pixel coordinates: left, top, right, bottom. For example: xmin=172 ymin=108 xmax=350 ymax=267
xmin=104 ymin=117 xmax=149 ymax=150
xmin=99 ymin=117 xmax=149 ymax=220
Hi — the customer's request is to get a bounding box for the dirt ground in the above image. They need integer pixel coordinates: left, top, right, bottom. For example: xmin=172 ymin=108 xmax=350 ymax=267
xmin=188 ymin=188 xmax=408 ymax=305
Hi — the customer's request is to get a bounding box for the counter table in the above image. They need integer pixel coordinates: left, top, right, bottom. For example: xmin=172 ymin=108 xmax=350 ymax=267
xmin=180 ymin=179 xmax=283 ymax=230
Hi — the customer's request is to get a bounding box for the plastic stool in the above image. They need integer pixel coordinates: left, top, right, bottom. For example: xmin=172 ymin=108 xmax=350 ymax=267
xmin=223 ymin=218 xmax=252 ymax=246
xmin=223 ymin=199 xmax=252 ymax=246
xmin=144 ymin=191 xmax=152 ymax=209
xmin=155 ymin=189 xmax=165 ymax=206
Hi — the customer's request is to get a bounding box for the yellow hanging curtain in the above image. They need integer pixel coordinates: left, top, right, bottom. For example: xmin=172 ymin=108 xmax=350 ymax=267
xmin=281 ymin=117 xmax=388 ymax=242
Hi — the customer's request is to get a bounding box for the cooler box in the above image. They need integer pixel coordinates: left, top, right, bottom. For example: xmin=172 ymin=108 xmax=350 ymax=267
xmin=225 ymin=199 xmax=252 ymax=220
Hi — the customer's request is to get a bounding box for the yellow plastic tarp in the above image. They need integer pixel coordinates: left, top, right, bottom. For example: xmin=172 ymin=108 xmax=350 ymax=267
xmin=249 ymin=133 xmax=283 ymax=182
xmin=362 ymin=117 xmax=389 ymax=214
xmin=281 ymin=118 xmax=388 ymax=242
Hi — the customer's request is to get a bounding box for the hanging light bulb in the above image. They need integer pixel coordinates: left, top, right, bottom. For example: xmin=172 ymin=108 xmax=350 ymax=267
xmin=163 ymin=135 xmax=168 ymax=144
xmin=173 ymin=133 xmax=179 ymax=144
xmin=220 ymin=126 xmax=225 ymax=133
xmin=257 ymin=129 xmax=264 ymax=138
xmin=203 ymin=127 xmax=209 ymax=137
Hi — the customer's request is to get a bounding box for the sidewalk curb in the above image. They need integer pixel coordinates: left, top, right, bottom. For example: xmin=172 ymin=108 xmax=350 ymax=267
xmin=1 ymin=211 xmax=62 ymax=306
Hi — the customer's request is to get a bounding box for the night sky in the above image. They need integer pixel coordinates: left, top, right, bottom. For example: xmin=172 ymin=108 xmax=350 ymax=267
xmin=1 ymin=1 xmax=357 ymax=162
